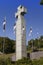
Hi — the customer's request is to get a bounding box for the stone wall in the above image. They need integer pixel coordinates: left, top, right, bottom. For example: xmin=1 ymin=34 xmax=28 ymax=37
xmin=11 ymin=54 xmax=16 ymax=61
xmin=30 ymin=51 xmax=43 ymax=60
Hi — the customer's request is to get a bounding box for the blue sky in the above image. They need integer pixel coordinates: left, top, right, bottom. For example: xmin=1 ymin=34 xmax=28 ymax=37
xmin=0 ymin=0 xmax=43 ymax=43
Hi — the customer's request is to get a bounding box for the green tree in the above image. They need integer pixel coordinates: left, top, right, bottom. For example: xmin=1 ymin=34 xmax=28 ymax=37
xmin=40 ymin=0 xmax=43 ymax=5
xmin=28 ymin=39 xmax=38 ymax=51
xmin=39 ymin=36 xmax=43 ymax=48
xmin=0 ymin=37 xmax=16 ymax=54
xmin=28 ymin=36 xmax=43 ymax=52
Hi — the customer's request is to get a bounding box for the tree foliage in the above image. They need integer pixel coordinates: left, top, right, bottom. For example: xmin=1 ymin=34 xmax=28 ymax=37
xmin=0 ymin=37 xmax=16 ymax=54
xmin=40 ymin=0 xmax=43 ymax=5
xmin=28 ymin=36 xmax=43 ymax=51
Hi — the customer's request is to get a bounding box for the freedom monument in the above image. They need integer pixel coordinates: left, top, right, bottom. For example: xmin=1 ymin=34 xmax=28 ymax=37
xmin=15 ymin=5 xmax=27 ymax=61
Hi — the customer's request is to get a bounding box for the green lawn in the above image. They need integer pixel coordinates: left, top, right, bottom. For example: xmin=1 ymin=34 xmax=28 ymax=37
xmin=0 ymin=53 xmax=43 ymax=65
xmin=0 ymin=53 xmax=15 ymax=59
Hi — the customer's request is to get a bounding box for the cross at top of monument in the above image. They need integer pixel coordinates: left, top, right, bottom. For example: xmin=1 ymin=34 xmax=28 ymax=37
xmin=15 ymin=5 xmax=27 ymax=18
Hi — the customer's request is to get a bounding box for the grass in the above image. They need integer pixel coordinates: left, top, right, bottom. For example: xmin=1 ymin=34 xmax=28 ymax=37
xmin=0 ymin=53 xmax=43 ymax=65
xmin=0 ymin=53 xmax=16 ymax=60
xmin=27 ymin=48 xmax=43 ymax=53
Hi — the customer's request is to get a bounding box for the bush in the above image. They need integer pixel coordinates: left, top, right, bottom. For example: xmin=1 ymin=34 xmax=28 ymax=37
xmin=0 ymin=58 xmax=11 ymax=65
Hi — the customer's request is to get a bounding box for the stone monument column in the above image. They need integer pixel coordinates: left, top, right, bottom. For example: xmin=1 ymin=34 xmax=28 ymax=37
xmin=15 ymin=5 xmax=27 ymax=61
